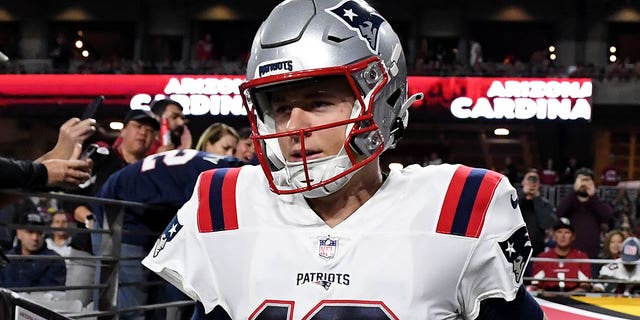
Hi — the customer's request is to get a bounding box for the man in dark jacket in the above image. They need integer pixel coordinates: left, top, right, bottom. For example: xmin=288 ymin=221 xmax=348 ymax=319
xmin=1 ymin=116 xmax=95 ymax=190
xmin=0 ymin=213 xmax=66 ymax=288
xmin=557 ymin=167 xmax=613 ymax=259
xmin=0 ymin=145 xmax=91 ymax=190
xmin=518 ymin=169 xmax=556 ymax=257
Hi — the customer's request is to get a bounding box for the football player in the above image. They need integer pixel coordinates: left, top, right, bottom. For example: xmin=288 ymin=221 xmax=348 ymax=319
xmin=142 ymin=1 xmax=546 ymax=319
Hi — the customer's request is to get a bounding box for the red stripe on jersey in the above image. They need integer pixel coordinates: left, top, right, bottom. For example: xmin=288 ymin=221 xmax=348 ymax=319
xmin=221 ymin=167 xmax=241 ymax=230
xmin=197 ymin=170 xmax=215 ymax=233
xmin=465 ymin=170 xmax=502 ymax=237
xmin=436 ymin=165 xmax=472 ymax=234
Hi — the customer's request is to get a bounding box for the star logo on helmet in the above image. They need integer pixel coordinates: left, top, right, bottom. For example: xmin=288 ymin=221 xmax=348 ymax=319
xmin=326 ymin=0 xmax=386 ymax=53
xmin=342 ymin=8 xmax=358 ymax=22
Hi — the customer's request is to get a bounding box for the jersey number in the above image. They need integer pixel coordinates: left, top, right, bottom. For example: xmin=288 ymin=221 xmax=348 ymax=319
xmin=249 ymin=300 xmax=398 ymax=320
xmin=140 ymin=149 xmax=198 ymax=172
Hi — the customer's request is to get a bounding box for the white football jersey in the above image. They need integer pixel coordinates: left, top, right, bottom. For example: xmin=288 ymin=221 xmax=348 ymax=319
xmin=142 ymin=163 xmax=532 ymax=319
xmin=594 ymin=261 xmax=640 ymax=293
xmin=599 ymin=261 xmax=640 ymax=280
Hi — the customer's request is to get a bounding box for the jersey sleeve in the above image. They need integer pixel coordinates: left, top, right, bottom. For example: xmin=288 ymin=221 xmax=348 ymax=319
xmin=457 ymin=176 xmax=533 ymax=319
xmin=141 ymin=172 xmax=221 ymax=313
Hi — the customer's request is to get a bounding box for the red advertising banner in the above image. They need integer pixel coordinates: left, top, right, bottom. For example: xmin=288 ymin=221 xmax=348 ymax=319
xmin=0 ymin=75 xmax=592 ymax=120
xmin=0 ymin=74 xmax=246 ymax=116
xmin=407 ymin=76 xmax=592 ymax=120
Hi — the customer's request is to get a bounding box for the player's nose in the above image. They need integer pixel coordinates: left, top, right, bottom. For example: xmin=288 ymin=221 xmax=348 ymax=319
xmin=286 ymin=107 xmax=311 ymax=131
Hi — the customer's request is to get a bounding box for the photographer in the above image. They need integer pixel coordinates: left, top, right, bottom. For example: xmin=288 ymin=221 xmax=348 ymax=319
xmin=557 ymin=167 xmax=613 ymax=260
xmin=518 ymin=169 xmax=556 ymax=257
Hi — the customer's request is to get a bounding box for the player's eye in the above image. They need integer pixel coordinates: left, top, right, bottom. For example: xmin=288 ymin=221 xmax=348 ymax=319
xmin=310 ymin=100 xmax=331 ymax=109
xmin=271 ymin=104 xmax=292 ymax=120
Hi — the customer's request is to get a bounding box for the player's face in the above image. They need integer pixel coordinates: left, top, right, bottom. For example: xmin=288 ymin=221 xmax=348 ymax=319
xmin=205 ymin=133 xmax=238 ymax=156
xmin=268 ymin=77 xmax=355 ymax=163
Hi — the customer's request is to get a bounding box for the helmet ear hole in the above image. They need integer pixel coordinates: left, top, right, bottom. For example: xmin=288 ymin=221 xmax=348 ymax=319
xmin=386 ymin=88 xmax=402 ymax=108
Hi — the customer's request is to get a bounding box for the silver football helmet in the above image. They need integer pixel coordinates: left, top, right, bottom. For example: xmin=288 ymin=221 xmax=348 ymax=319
xmin=241 ymin=0 xmax=423 ymax=197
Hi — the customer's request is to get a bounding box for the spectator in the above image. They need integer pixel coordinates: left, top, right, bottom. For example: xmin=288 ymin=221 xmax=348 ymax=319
xmin=196 ymin=33 xmax=214 ymax=66
xmin=1 ymin=213 xmax=66 ymax=288
xmin=1 ymin=115 xmax=96 ymax=190
xmin=560 ymin=157 xmax=579 ymax=184
xmin=540 ymin=158 xmax=558 ymax=186
xmin=150 ymin=99 xmax=192 ymax=152
xmin=195 ymin=123 xmax=239 ymax=156
xmin=234 ymin=127 xmax=256 ymax=164
xmin=423 ymin=151 xmax=443 ymax=166
xmin=71 ymin=110 xmax=159 ymax=253
xmin=93 ymin=149 xmax=245 ymax=319
xmin=518 ymin=169 xmax=556 ymax=258
xmin=45 ymin=212 xmax=72 ymax=257
xmin=45 ymin=211 xmax=95 ymax=306
xmin=500 ymin=156 xmax=519 ymax=185
xmin=593 ymin=237 xmax=640 ymax=295
xmin=531 ymin=218 xmax=592 ymax=294
xmin=609 ymin=187 xmax=635 ymax=231
xmin=556 ymin=167 xmax=614 ymax=260
xmin=0 ymin=148 xmax=90 ymax=190
xmin=0 ymin=199 xmax=37 ymax=250
xmin=600 ymin=154 xmax=622 ymax=186
xmin=599 ymin=230 xmax=625 ymax=260
xmin=49 ymin=32 xmax=71 ymax=73
xmin=469 ymin=40 xmax=483 ymax=69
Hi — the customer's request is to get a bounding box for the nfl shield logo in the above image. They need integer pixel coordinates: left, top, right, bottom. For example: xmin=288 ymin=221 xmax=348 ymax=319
xmin=318 ymin=236 xmax=338 ymax=260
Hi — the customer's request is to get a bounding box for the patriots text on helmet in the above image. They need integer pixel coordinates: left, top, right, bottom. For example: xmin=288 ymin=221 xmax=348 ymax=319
xmin=450 ymin=80 xmax=592 ymax=120
xmin=130 ymin=77 xmax=246 ymax=116
xmin=258 ymin=60 xmax=294 ymax=77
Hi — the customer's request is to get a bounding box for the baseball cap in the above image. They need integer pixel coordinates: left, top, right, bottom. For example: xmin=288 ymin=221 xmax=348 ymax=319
xmin=553 ymin=217 xmax=574 ymax=232
xmin=124 ymin=109 xmax=160 ymax=131
xmin=621 ymin=237 xmax=640 ymax=263
xmin=18 ymin=213 xmax=46 ymax=227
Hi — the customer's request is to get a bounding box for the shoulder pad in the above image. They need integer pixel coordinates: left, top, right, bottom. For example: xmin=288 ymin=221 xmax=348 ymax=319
xmin=436 ymin=165 xmax=503 ymax=238
xmin=197 ymin=167 xmax=241 ymax=233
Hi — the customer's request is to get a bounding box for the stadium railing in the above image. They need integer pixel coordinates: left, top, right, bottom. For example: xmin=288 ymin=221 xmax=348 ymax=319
xmin=0 ymin=186 xmax=637 ymax=318
xmin=0 ymin=189 xmax=194 ymax=320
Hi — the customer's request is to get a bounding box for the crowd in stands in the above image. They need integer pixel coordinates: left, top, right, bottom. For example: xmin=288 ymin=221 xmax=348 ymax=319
xmin=3 ymin=36 xmax=640 ymax=80
xmin=0 ymin=98 xmax=258 ymax=316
